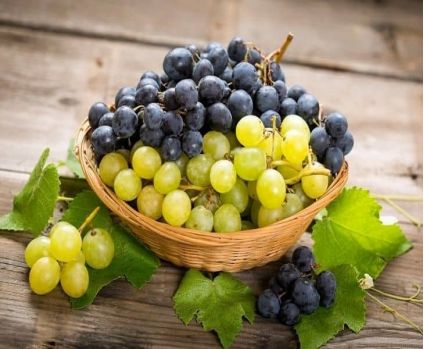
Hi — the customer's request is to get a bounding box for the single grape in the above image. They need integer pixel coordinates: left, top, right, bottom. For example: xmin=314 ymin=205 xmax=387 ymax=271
xmin=213 ymin=204 xmax=241 ymax=232
xmin=247 ymin=180 xmax=257 ymax=200
xmin=203 ymin=131 xmax=230 ymax=160
xmin=143 ymin=103 xmax=164 ymax=130
xmin=310 ymin=127 xmax=330 ymax=158
xmin=255 ymin=86 xmax=279 ymax=112
xmin=175 ymin=79 xmax=198 ymax=110
xmin=182 ymin=130 xmax=203 ymax=157
xmin=301 ymin=162 xmax=329 ymax=199
xmin=260 ymin=110 xmax=281 ymax=128
xmin=335 ymin=130 xmax=354 ymax=155
xmin=221 ymin=178 xmax=249 ymax=213
xmin=292 ymin=278 xmax=320 ymax=314
xmin=114 ymin=168 xmax=142 ymax=201
xmin=163 ymin=88 xmax=179 ymax=110
xmin=194 ymin=188 xmax=221 ymax=213
xmin=88 ymin=102 xmax=109 ymax=129
xmin=185 ymin=205 xmax=214 ymax=232
xmin=247 ymin=48 xmax=262 ymax=66
xmin=24 ymin=236 xmax=52 ymax=267
xmin=277 ymin=263 xmax=301 ymax=290
xmin=115 ymin=87 xmax=136 ymax=107
xmin=117 ymin=94 xmax=136 ymax=108
xmin=280 ymin=98 xmax=297 ymax=117
xmin=233 ymin=62 xmax=258 ymax=94
xmin=82 ymin=228 xmax=115 ymax=269
xmin=162 ymin=190 xmax=191 ymax=226
xmin=325 ymin=112 xmax=348 ymax=138
xmin=193 ymin=59 xmax=214 ymax=84
xmin=227 ymin=37 xmax=247 ymax=62
xmin=292 ymin=183 xmax=314 ymax=208
xmin=280 ymin=114 xmax=310 ymax=140
xmin=206 ymin=45 xmax=229 ymax=75
xmin=60 ymin=261 xmax=89 ymax=298
xmin=234 ymin=147 xmax=267 ymax=181
xmin=175 ymin=153 xmax=189 ymax=177
xmin=227 ymin=90 xmax=254 ymax=121
xmin=210 ymin=160 xmax=237 ymax=193
xmin=250 ymin=200 xmax=261 ymax=226
xmin=135 ymin=84 xmax=158 ymax=105
xmin=137 ymin=77 xmax=160 ymax=90
xmin=198 ymin=75 xmax=226 ymax=106
xmin=162 ymin=111 xmax=184 ymax=136
xmin=324 ymin=147 xmax=344 ymax=175
xmin=287 ymin=85 xmax=306 ymax=101
xmin=49 ymin=221 xmax=81 ymax=262
xmin=98 ymin=152 xmax=128 ymax=187
xmin=132 ymin=146 xmax=162 ymax=179
xmin=185 ymin=102 xmax=206 ymax=131
xmin=207 ymin=102 xmax=232 ymax=133
xmin=225 ymin=131 xmax=241 ymax=149
xmin=29 ymin=256 xmax=60 ymax=295
xmin=137 ymin=185 xmax=164 ymax=220
xmin=281 ymin=193 xmax=303 ymax=218
xmin=163 ymin=47 xmax=193 ymax=81
xmin=273 ymin=80 xmax=287 ymax=102
xmin=282 ymin=130 xmax=309 ymax=164
xmin=257 ymin=169 xmax=286 ymax=209
xmin=154 ymin=162 xmax=181 ymax=194
xmin=160 ymin=136 xmax=182 ymax=161
xmin=139 ymin=125 xmax=164 ymax=148
xmin=140 ymin=71 xmax=161 ymax=86
xmin=279 ymin=301 xmax=300 ymax=326
xmin=116 ymin=149 xmax=130 ymax=164
xmin=316 ymin=271 xmax=337 ymax=307
xmin=219 ymin=66 xmax=233 ymax=84
xmin=269 ymin=61 xmax=285 ymax=82
xmin=258 ymin=206 xmax=285 ymax=227
xmin=236 ymin=115 xmax=265 ymax=147
xmin=241 ymin=220 xmax=256 ymax=230
xmin=130 ymin=140 xmax=144 ymax=162
xmin=257 ymin=289 xmax=280 ymax=318
xmin=257 ymin=131 xmax=283 ymax=161
xmin=292 ymin=246 xmax=314 ymax=273
xmin=297 ymin=93 xmax=319 ymax=123
xmin=98 ymin=112 xmax=114 ymax=127
xmin=186 ymin=154 xmax=214 ymax=186
xmin=91 ymin=126 xmax=116 ymax=156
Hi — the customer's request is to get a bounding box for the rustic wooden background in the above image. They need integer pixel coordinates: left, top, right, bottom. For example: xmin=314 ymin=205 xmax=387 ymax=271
xmin=0 ymin=0 xmax=422 ymax=348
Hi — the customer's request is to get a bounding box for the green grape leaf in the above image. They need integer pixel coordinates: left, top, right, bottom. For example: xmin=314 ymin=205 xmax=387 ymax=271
xmin=295 ymin=265 xmax=366 ymax=349
xmin=66 ymin=138 xmax=84 ymax=178
xmin=0 ymin=148 xmax=60 ymax=235
xmin=173 ymin=269 xmax=255 ymax=349
xmin=312 ymin=187 xmax=412 ymax=278
xmin=62 ymin=191 xmax=160 ymax=309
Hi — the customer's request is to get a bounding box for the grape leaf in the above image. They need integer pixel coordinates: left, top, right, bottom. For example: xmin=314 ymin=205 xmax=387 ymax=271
xmin=0 ymin=148 xmax=60 ymax=235
xmin=312 ymin=187 xmax=411 ymax=278
xmin=295 ymin=265 xmax=365 ymax=349
xmin=61 ymin=190 xmax=160 ymax=309
xmin=66 ymin=138 xmax=84 ymax=178
xmin=173 ymin=269 xmax=255 ymax=349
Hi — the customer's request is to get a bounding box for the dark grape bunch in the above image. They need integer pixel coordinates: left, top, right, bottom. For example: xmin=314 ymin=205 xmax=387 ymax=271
xmin=257 ymin=246 xmax=336 ymax=326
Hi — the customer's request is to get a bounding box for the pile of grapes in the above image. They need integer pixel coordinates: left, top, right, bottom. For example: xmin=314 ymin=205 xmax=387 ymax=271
xmin=25 ymin=220 xmax=114 ymax=297
xmin=257 ymin=246 xmax=336 ymax=326
xmin=88 ymin=35 xmax=354 ymax=232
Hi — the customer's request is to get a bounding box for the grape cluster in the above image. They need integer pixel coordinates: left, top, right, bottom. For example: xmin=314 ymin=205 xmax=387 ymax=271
xmin=88 ymin=36 xmax=354 ymax=231
xmin=25 ymin=222 xmax=114 ymax=297
xmin=257 ymin=246 xmax=336 ymax=326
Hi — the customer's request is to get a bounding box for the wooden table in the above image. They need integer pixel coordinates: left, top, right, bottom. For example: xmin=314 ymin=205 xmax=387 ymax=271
xmin=0 ymin=1 xmax=422 ymax=348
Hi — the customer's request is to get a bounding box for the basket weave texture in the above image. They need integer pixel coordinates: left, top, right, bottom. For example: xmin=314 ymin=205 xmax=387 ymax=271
xmin=76 ymin=119 xmax=348 ymax=272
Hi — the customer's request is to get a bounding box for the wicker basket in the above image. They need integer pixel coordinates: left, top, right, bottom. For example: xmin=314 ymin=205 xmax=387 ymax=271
xmin=75 ymin=119 xmax=348 ymax=272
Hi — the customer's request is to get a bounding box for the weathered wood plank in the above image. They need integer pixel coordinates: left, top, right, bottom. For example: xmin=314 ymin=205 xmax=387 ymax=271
xmin=0 ymin=0 xmax=421 ymax=80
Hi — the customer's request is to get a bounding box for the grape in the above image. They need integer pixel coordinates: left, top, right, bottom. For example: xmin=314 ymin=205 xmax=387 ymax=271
xmin=163 ymin=88 xmax=179 ymax=110
xmin=324 ymin=147 xmax=344 ymax=175
xmin=186 ymin=154 xmax=214 ymax=186
xmin=114 ymin=169 xmax=142 ymax=201
xmin=247 ymin=180 xmax=257 ymax=200
xmin=280 ymin=98 xmax=297 ymax=117
xmin=29 ymin=257 xmax=60 ymax=295
xmin=280 ymin=114 xmax=310 ymax=140
xmin=257 ymin=289 xmax=280 ymax=318
xmin=277 ymin=162 xmax=300 ymax=180
xmin=204 ymin=42 xmax=221 ymax=53
xmin=140 ymin=125 xmax=164 ymax=147
xmin=115 ymin=87 xmax=136 ymax=107
xmin=225 ymin=131 xmax=241 ymax=149
xmin=234 ymin=147 xmax=267 ymax=181
xmin=185 ymin=44 xmax=201 ymax=58
xmin=292 ymin=246 xmax=314 ymax=273
xmin=135 ymin=84 xmax=158 ymax=105
xmin=250 ymin=200 xmax=261 ymax=226
xmin=255 ymin=86 xmax=279 ymax=112
xmin=247 ymin=48 xmax=262 ymax=66
xmin=175 ymin=153 xmax=189 ymax=177
xmin=203 ymin=131 xmax=230 ymax=160
xmin=60 ymin=261 xmax=89 ymax=298
xmin=186 ymin=102 xmax=206 ymax=131
xmin=279 ymin=301 xmax=300 ymax=326
xmin=282 ymin=130 xmax=309 ymax=164
xmin=287 ymin=85 xmax=306 ymax=101
xmin=316 ymin=271 xmax=337 ymax=307
xmin=301 ymin=162 xmax=329 ymax=199
xmin=310 ymin=126 xmax=330 ymax=158
xmin=193 ymin=59 xmax=214 ymax=84
xmin=137 ymin=77 xmax=160 ymax=90
xmin=236 ymin=115 xmax=264 ymax=147
xmin=98 ymin=112 xmax=114 ymax=127
xmin=269 ymin=276 xmax=284 ymax=295
xmin=24 ymin=236 xmax=52 ymax=267
xmin=160 ymin=73 xmax=169 ymax=84
xmin=198 ymin=75 xmax=225 ymax=106
xmin=50 ymin=221 xmax=82 ymax=262
xmin=220 ymin=178 xmax=249 ymax=213
xmin=260 ymin=110 xmax=281 ymax=128
xmin=206 ymin=45 xmax=229 ymax=75
xmin=137 ymin=185 xmax=164 ymax=220
xmin=277 ymin=263 xmax=301 ymax=290
xmin=161 ymin=136 xmax=182 ymax=161
xmin=219 ymin=66 xmax=233 ymax=84
xmin=273 ymin=80 xmax=287 ymax=102
xmin=269 ymin=61 xmax=285 ymax=82
xmin=163 ymin=48 xmax=193 ymax=81
xmin=175 ymin=79 xmax=198 ymax=110
xmin=335 ymin=130 xmax=354 ymax=155
xmin=227 ymin=37 xmax=247 ymax=62
xmin=74 ymin=250 xmax=85 ymax=264
xmin=194 ymin=188 xmax=221 ymax=213
xmin=182 ymin=130 xmax=203 ymax=157
xmin=116 ymin=148 xmax=130 ymax=163
xmin=162 ymin=190 xmax=191 ymax=226
xmin=227 ymin=90 xmax=253 ymax=121
xmin=241 ymin=220 xmax=256 ymax=230
xmin=82 ymin=228 xmax=115 ymax=269
xmin=325 ymin=112 xmax=348 ymax=138
xmin=258 ymin=206 xmax=284 ymax=227
xmin=162 ymin=111 xmax=184 ymax=136
xmin=185 ymin=205 xmax=214 ymax=232
xmin=88 ymin=102 xmax=109 ymax=129
xmin=292 ymin=278 xmax=320 ymax=314
xmin=91 ymin=126 xmax=116 ymax=156
xmin=207 ymin=102 xmax=232 ymax=133
xmin=233 ymin=62 xmax=258 ymax=94
xmin=98 ymin=152 xmax=128 ymax=187
xmin=117 ymin=94 xmax=136 ymax=108
xmin=132 ymin=146 xmax=162 ymax=179
xmin=281 ymin=193 xmax=303 ymax=218
xmin=210 ymin=160 xmax=237 ymax=193
xmin=130 ymin=140 xmax=144 ymax=162
xmin=141 ymin=71 xmax=161 ymax=86
xmin=297 ymin=93 xmax=319 ymax=122
xmin=143 ymin=103 xmax=164 ymax=130
xmin=293 ymin=183 xmax=314 ymax=208
xmin=257 ymin=169 xmax=286 ymax=209
xmin=213 ymin=204 xmax=241 ymax=232
xmin=154 ymin=162 xmax=181 ymax=194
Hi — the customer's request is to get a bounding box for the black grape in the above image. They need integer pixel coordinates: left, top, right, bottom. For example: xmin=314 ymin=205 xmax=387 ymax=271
xmin=182 ymin=130 xmax=203 ymax=157
xmin=193 ymin=59 xmax=214 ymax=84
xmin=143 ymin=103 xmax=164 ymax=130
xmin=91 ymin=125 xmax=116 ymax=156
xmin=324 ymin=147 xmax=344 ymax=175
xmin=112 ymin=106 xmax=138 ymax=138
xmin=227 ymin=37 xmax=247 ymax=62
xmin=186 ymin=102 xmax=206 ymax=130
xmin=140 ymin=125 xmax=164 ymax=147
xmin=117 ymin=94 xmax=136 ymax=108
xmin=219 ymin=66 xmax=233 ymax=84
xmin=269 ymin=61 xmax=285 ymax=82
xmin=135 ymin=84 xmax=158 ymax=106
xmin=175 ymin=79 xmax=198 ymax=110
xmin=198 ymin=75 xmax=226 ymax=106
xmin=247 ymin=48 xmax=262 ymax=66
xmin=160 ymin=73 xmax=169 ymax=85
xmin=260 ymin=110 xmax=281 ymax=128
xmin=287 ymin=85 xmax=306 ymax=101
xmin=206 ymin=45 xmax=229 ymax=75
xmin=162 ymin=111 xmax=184 ymax=135
xmin=185 ymin=44 xmax=201 ymax=58
xmin=115 ymin=87 xmax=136 ymax=107
xmin=204 ymin=42 xmax=221 ymax=53
xmin=88 ymin=102 xmax=109 ymax=129
xmin=297 ymin=93 xmax=319 ymax=122
xmin=161 ymin=136 xmax=182 ymax=161
xmin=316 ymin=271 xmax=337 ymax=308
xmin=277 ymin=263 xmax=301 ymax=291
xmin=335 ymin=130 xmax=354 ymax=155
xmin=269 ymin=276 xmax=284 ymax=296
xmin=140 ymin=71 xmax=160 ymax=86
xmin=273 ymin=80 xmax=287 ymax=102
xmin=278 ymin=301 xmax=300 ymax=326
xmin=255 ymin=86 xmax=279 ymax=112
xmin=98 ymin=112 xmax=114 ymax=127
xmin=163 ymin=47 xmax=193 ymax=81
xmin=137 ymin=77 xmax=160 ymax=90
xmin=292 ymin=246 xmax=314 ymax=273
xmin=163 ymin=88 xmax=179 ymax=110
xmin=325 ymin=112 xmax=348 ymax=138
xmin=291 ymin=278 xmax=320 ymax=314
xmin=257 ymin=289 xmax=281 ymax=318
xmin=280 ymin=98 xmax=297 ymax=117
xmin=233 ymin=62 xmax=258 ymax=94
xmin=227 ymin=90 xmax=253 ymax=121
xmin=207 ymin=102 xmax=232 ymax=133
xmin=310 ymin=127 xmax=330 ymax=158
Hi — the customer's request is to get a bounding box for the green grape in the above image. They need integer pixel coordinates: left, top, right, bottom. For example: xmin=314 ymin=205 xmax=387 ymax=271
xmin=49 ymin=221 xmax=82 ymax=262
xmin=130 ymin=140 xmax=144 ymax=162
xmin=210 ymin=160 xmax=237 ymax=193
xmin=60 ymin=261 xmax=89 ymax=298
xmin=230 ymin=147 xmax=243 ymax=157
xmin=116 ymin=148 xmax=131 ymax=163
xmin=213 ymin=204 xmax=241 ymax=233
xmin=220 ymin=178 xmax=249 ymax=213
xmin=280 ymin=114 xmax=310 ymax=141
xmin=194 ymin=188 xmax=221 ymax=213
xmin=282 ymin=129 xmax=309 ymax=164
xmin=256 ymin=169 xmax=286 ymax=209
xmin=175 ymin=153 xmax=189 ymax=177
xmin=236 ymin=115 xmax=265 ymax=147
xmin=29 ymin=256 xmax=60 ymax=295
xmin=132 ymin=146 xmax=162 ymax=179
xmin=257 ymin=131 xmax=283 ymax=161
xmin=277 ymin=162 xmax=301 ymax=180
xmin=82 ymin=228 xmax=115 ymax=269
xmin=241 ymin=220 xmax=256 ymax=230
xmin=74 ymin=250 xmax=85 ymax=264
xmin=293 ymin=182 xmax=314 ymax=208
xmin=162 ymin=190 xmax=191 ymax=226
xmin=301 ymin=162 xmax=329 ymax=199
xmin=234 ymin=147 xmax=267 ymax=181
xmin=281 ymin=193 xmax=303 ymax=218
xmin=185 ymin=205 xmax=214 ymax=232
xmin=225 ymin=131 xmax=241 ymax=149
xmin=154 ymin=162 xmax=181 ymax=194
xmin=186 ymin=154 xmax=214 ymax=187
xmin=114 ymin=168 xmax=142 ymax=201
xmin=24 ymin=236 xmax=52 ymax=267
xmin=250 ymin=200 xmax=261 ymax=226
xmin=241 ymin=198 xmax=253 ymax=218
xmin=203 ymin=131 xmax=231 ymax=160
xmin=258 ymin=206 xmax=285 ymax=227
xmin=247 ymin=180 xmax=258 ymax=200
xmin=98 ymin=152 xmax=128 ymax=187
xmin=137 ymin=185 xmax=164 ymax=220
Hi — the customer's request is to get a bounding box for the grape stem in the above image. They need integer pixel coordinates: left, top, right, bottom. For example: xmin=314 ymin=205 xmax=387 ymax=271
xmin=272 ymin=33 xmax=294 ymax=63
xmin=78 ymin=206 xmax=100 ymax=233
xmin=380 ymin=197 xmax=422 ymax=227
xmin=179 ymin=184 xmax=208 ymax=192
xmin=57 ymin=195 xmax=74 ymax=202
xmin=285 ymin=167 xmax=331 ymax=185
xmin=370 ymin=284 xmax=423 ymax=304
